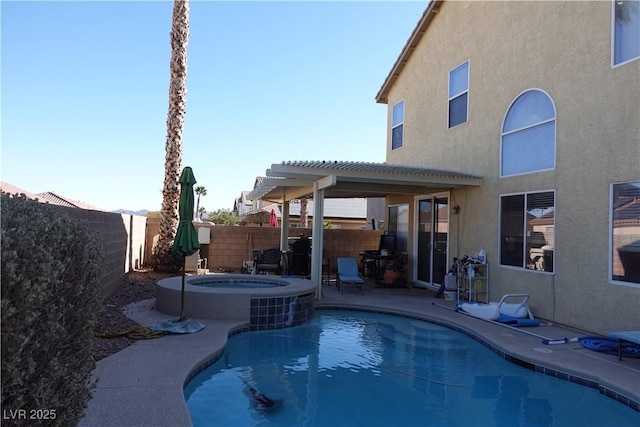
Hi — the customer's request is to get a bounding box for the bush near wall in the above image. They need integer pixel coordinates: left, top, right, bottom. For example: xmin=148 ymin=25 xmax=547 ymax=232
xmin=1 ymin=194 xmax=104 ymax=427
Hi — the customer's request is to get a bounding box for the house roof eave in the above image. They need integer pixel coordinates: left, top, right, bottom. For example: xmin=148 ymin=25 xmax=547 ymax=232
xmin=375 ymin=0 xmax=443 ymax=104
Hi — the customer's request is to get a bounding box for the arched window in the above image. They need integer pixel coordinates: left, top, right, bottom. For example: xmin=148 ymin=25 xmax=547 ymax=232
xmin=501 ymin=90 xmax=556 ymax=177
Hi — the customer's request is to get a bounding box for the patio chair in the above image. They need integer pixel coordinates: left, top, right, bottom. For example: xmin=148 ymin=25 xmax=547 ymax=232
xmin=322 ymin=256 xmax=334 ymax=286
xmin=336 ymin=257 xmax=364 ymax=295
xmin=254 ymin=248 xmax=283 ymax=275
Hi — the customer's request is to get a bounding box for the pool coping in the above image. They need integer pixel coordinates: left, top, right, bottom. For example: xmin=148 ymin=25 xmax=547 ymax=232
xmin=80 ymin=284 xmax=640 ymax=427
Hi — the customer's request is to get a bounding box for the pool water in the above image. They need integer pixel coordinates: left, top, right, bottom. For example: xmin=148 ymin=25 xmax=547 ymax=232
xmin=184 ymin=310 xmax=638 ymax=427
xmin=192 ymin=279 xmax=284 ymax=289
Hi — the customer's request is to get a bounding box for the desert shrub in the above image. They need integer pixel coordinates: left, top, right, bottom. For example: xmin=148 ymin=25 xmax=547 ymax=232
xmin=1 ymin=194 xmax=104 ymax=427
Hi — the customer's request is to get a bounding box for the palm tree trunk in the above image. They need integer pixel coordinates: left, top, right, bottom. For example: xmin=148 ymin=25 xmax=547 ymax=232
xmin=156 ymin=0 xmax=190 ymax=260
xmin=300 ymin=197 xmax=309 ymax=229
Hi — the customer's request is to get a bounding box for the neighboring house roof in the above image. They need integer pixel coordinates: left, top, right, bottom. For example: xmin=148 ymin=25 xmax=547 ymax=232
xmin=240 ymin=198 xmax=366 ymax=222
xmin=529 ymin=211 xmax=555 ymax=227
xmin=35 ymin=191 xmax=101 ymax=210
xmin=241 ymin=203 xmax=279 ymax=224
xmin=254 ymin=176 xmax=266 ymax=188
xmin=0 ymin=181 xmax=39 ymax=200
xmin=233 ymin=191 xmax=254 ymax=214
xmin=288 ymin=198 xmax=367 ymax=219
xmin=1 ymin=181 xmax=102 ymax=210
xmin=615 ymin=196 xmax=640 ymax=225
xmin=376 ymin=0 xmax=442 ymax=104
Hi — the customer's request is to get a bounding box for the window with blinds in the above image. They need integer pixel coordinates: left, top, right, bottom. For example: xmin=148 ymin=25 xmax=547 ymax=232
xmin=613 ymin=0 xmax=640 ymax=66
xmin=501 ymin=90 xmax=556 ymax=177
xmin=611 ymin=181 xmax=640 ymax=284
xmin=448 ymin=61 xmax=469 ymax=128
xmin=500 ymin=191 xmax=555 ymax=272
xmin=392 ymin=101 xmax=404 ymax=150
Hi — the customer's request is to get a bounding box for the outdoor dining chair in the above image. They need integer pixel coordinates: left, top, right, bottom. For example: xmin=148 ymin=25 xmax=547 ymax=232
xmin=336 ymin=257 xmax=365 ymax=295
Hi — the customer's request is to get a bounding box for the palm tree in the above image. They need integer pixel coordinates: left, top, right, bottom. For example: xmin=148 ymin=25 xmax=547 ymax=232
xmin=156 ymin=0 xmax=190 ymax=263
xmin=299 ymin=197 xmax=309 ymax=228
xmin=198 ymin=206 xmax=207 ymax=220
xmin=195 ymin=185 xmax=207 ymax=220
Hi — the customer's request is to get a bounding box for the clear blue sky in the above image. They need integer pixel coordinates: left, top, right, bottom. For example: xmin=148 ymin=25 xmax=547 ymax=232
xmin=2 ymin=1 xmax=427 ymax=212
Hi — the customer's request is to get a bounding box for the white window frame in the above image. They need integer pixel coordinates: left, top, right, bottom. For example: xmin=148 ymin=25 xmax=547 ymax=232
xmin=612 ymin=0 xmax=640 ymax=67
xmin=500 ymin=89 xmax=557 ymax=177
xmin=448 ymin=60 xmax=469 ymax=128
xmin=499 ymin=190 xmax=556 ymax=273
xmin=391 ymin=100 xmax=404 ymax=150
xmin=609 ymin=180 xmax=640 ymax=287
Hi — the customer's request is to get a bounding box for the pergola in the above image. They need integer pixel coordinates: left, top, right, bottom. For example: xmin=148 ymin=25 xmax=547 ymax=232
xmin=248 ymin=161 xmax=482 ymax=298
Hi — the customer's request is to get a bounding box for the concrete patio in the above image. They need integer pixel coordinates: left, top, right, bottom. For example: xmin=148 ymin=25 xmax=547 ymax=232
xmin=80 ymin=280 xmax=640 ymax=427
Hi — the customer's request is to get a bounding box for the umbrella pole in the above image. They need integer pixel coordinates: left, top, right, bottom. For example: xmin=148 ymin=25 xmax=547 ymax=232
xmin=180 ymin=256 xmax=186 ymax=321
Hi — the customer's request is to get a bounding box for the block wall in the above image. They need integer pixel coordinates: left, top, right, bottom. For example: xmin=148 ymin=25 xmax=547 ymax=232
xmin=47 ymin=205 xmax=148 ymax=297
xmin=144 ymin=220 xmax=382 ymax=273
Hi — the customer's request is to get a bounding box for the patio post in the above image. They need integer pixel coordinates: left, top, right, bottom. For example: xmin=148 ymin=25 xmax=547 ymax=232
xmin=311 ymin=184 xmax=325 ymax=299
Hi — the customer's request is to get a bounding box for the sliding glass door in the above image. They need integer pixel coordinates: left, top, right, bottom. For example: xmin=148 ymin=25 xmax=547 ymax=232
xmin=388 ymin=204 xmax=409 ymax=254
xmin=416 ymin=195 xmax=449 ymax=287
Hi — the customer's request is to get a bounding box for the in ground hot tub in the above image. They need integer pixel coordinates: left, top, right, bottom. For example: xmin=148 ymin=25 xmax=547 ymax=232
xmin=155 ymin=274 xmax=317 ymax=330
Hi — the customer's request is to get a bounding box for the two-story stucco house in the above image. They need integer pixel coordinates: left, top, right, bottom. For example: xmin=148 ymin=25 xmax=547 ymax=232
xmin=250 ymin=0 xmax=638 ymax=335
xmin=375 ymin=0 xmax=639 ymax=333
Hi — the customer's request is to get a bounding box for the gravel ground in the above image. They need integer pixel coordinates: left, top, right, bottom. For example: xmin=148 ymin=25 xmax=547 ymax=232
xmin=93 ymin=270 xmax=172 ymax=361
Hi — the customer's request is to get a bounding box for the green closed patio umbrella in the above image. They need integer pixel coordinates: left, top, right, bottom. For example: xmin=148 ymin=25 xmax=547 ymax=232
xmin=153 ymin=166 xmax=204 ymax=333
xmin=173 ymin=166 xmax=200 ymax=321
xmin=172 ymin=167 xmax=200 ymax=259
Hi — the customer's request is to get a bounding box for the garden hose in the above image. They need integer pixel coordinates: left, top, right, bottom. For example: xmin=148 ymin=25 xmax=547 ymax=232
xmin=95 ymin=325 xmax=167 ymax=340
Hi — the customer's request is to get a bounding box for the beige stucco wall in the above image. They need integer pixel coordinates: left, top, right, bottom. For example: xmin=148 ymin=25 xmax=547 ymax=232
xmin=383 ymin=1 xmax=639 ymax=334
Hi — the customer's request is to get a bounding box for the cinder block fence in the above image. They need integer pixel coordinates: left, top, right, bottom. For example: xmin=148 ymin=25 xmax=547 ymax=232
xmin=145 ymin=218 xmax=382 ymax=273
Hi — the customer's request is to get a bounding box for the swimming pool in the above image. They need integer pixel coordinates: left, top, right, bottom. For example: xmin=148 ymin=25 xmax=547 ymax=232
xmin=185 ymin=309 xmax=638 ymax=427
